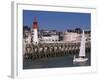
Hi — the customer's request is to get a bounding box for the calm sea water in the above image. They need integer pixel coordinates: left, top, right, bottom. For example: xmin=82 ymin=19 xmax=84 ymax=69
xmin=23 ymin=53 xmax=91 ymax=69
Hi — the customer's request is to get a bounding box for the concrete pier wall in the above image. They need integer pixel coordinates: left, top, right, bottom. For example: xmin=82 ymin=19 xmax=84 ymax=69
xmin=23 ymin=42 xmax=91 ymax=60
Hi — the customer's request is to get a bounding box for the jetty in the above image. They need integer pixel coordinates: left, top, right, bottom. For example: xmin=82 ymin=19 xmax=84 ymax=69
xmin=23 ymin=42 xmax=91 ymax=60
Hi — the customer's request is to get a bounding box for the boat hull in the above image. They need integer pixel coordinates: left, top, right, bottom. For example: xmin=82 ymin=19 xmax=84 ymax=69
xmin=73 ymin=57 xmax=88 ymax=63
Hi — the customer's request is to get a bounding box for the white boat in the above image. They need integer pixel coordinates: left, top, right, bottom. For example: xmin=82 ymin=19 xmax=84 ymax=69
xmin=73 ymin=30 xmax=88 ymax=63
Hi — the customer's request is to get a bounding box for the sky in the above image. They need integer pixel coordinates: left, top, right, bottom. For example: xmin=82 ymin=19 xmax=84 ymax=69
xmin=23 ymin=10 xmax=91 ymax=32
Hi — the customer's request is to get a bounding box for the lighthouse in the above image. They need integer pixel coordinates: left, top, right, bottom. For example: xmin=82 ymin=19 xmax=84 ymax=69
xmin=32 ymin=17 xmax=39 ymax=45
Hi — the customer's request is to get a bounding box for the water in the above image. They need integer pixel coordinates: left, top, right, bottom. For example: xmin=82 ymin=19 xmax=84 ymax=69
xmin=23 ymin=53 xmax=91 ymax=69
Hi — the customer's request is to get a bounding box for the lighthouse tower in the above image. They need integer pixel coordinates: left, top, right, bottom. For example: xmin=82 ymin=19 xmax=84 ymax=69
xmin=32 ymin=17 xmax=39 ymax=45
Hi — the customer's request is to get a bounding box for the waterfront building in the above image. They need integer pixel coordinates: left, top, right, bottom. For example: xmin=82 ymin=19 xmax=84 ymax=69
xmin=24 ymin=32 xmax=32 ymax=44
xmin=63 ymin=30 xmax=91 ymax=43
xmin=40 ymin=35 xmax=59 ymax=43
xmin=39 ymin=29 xmax=59 ymax=43
xmin=63 ymin=31 xmax=80 ymax=43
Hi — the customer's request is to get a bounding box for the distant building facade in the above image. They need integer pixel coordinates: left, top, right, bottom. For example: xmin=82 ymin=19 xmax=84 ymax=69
xmin=40 ymin=35 xmax=59 ymax=43
xmin=63 ymin=31 xmax=80 ymax=43
xmin=39 ymin=29 xmax=59 ymax=43
xmin=63 ymin=30 xmax=91 ymax=43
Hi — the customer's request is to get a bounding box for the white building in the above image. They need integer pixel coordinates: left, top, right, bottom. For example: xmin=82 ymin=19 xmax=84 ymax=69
xmin=63 ymin=30 xmax=91 ymax=43
xmin=63 ymin=31 xmax=81 ymax=43
xmin=25 ymin=33 xmax=32 ymax=44
xmin=40 ymin=35 xmax=59 ymax=43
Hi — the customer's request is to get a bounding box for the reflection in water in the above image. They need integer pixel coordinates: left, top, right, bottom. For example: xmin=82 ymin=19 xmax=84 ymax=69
xmin=73 ymin=61 xmax=87 ymax=66
xmin=23 ymin=53 xmax=90 ymax=69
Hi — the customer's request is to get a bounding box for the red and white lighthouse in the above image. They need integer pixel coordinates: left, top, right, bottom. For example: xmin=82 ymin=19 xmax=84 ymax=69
xmin=32 ymin=17 xmax=39 ymax=44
